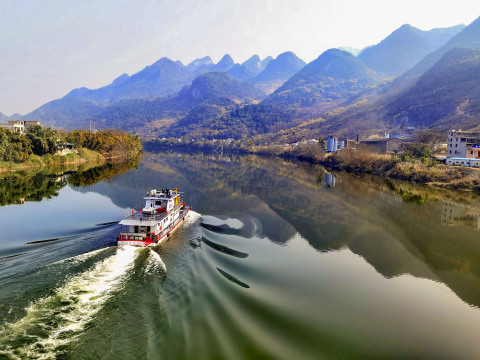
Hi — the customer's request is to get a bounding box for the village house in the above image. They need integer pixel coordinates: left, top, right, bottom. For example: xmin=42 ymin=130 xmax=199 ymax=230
xmin=446 ymin=129 xmax=480 ymax=167
xmin=0 ymin=120 xmax=41 ymax=135
xmin=359 ymin=137 xmax=407 ymax=154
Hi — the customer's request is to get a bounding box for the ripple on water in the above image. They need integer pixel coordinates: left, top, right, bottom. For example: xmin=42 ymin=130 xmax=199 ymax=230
xmin=0 ymin=246 xmax=140 ymax=359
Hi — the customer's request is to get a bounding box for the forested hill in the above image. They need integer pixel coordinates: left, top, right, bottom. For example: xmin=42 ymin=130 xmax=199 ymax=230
xmin=179 ymin=72 xmax=265 ymax=102
xmin=264 ymin=49 xmax=379 ymax=107
xmin=383 ymin=47 xmax=480 ymax=130
xmin=24 ymin=72 xmax=266 ymax=133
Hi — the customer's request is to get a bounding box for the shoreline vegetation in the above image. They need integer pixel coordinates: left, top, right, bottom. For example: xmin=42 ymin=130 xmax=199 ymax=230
xmin=143 ymin=138 xmax=480 ymax=193
xmin=0 ymin=156 xmax=142 ymax=206
xmin=0 ymin=127 xmax=142 ymax=173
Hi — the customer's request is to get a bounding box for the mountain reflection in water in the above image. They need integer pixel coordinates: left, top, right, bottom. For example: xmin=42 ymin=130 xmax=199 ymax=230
xmin=0 ymin=151 xmax=480 ymax=359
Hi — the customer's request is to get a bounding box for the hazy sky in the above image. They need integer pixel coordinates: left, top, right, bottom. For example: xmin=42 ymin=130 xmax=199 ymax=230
xmin=1 ymin=0 xmax=480 ymax=115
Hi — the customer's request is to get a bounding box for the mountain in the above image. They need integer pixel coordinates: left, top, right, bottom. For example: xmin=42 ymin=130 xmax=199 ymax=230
xmin=338 ymin=46 xmax=363 ymax=56
xmin=264 ymin=49 xmax=379 ymax=107
xmin=402 ymin=16 xmax=480 ymax=79
xmin=0 ymin=112 xmax=9 ymax=122
xmin=212 ymin=54 xmax=235 ymax=72
xmin=179 ymin=72 xmax=264 ymax=103
xmin=358 ymin=24 xmax=464 ymax=78
xmin=228 ymin=55 xmax=263 ymax=81
xmin=25 ymin=71 xmax=265 ymax=132
xmin=32 ymin=54 xmax=240 ymax=113
xmin=260 ymin=56 xmax=273 ymax=71
xmin=143 ymin=72 xmax=266 ymax=138
xmin=305 ymin=46 xmax=480 ymax=138
xmin=186 ymin=56 xmax=213 ymax=73
xmin=253 ymin=52 xmax=306 ymax=92
xmin=383 ymin=47 xmax=480 ymax=130
xmin=49 ymin=57 xmax=192 ymax=106
xmin=228 ymin=55 xmax=274 ymax=82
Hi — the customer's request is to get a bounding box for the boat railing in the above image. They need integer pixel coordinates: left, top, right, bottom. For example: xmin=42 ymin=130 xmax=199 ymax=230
xmin=118 ymin=232 xmax=146 ymax=239
xmin=123 ymin=212 xmax=168 ymax=222
xmin=124 ymin=204 xmax=185 ymax=221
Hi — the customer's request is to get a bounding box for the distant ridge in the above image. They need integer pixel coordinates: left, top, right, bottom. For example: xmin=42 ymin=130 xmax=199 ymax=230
xmin=251 ymin=51 xmax=306 ymax=94
xmin=384 ymin=47 xmax=480 ymax=130
xmin=212 ymin=54 xmax=235 ymax=72
xmin=402 ymin=16 xmax=480 ymax=79
xmin=254 ymin=51 xmax=306 ymax=83
xmin=228 ymin=55 xmax=271 ymax=81
xmin=358 ymin=23 xmax=465 ymax=77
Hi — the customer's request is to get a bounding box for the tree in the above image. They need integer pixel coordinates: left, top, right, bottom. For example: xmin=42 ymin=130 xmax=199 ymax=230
xmin=0 ymin=128 xmax=32 ymax=162
xmin=413 ymin=130 xmax=446 ymax=152
xmin=403 ymin=143 xmax=432 ymax=159
xmin=26 ymin=125 xmax=59 ymax=156
xmin=318 ymin=137 xmax=326 ymax=149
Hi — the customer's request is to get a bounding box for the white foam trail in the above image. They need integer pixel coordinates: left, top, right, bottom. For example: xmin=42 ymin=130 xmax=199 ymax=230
xmin=184 ymin=210 xmax=201 ymax=225
xmin=0 ymin=246 xmax=139 ymax=359
xmin=145 ymin=249 xmax=167 ymax=273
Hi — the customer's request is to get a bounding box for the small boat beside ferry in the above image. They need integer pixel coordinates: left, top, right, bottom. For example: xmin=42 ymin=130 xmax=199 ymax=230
xmin=116 ymin=188 xmax=190 ymax=247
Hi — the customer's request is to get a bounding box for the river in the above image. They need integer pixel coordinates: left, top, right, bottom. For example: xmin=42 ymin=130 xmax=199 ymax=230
xmin=0 ymin=151 xmax=479 ymax=359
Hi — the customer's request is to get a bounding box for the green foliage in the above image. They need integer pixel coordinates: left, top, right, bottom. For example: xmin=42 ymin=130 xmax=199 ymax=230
xmin=0 ymin=128 xmax=141 ymax=167
xmin=402 ymin=143 xmax=432 ymax=160
xmin=66 ymin=129 xmax=142 ymax=156
xmin=0 ymin=128 xmax=33 ymax=162
xmin=26 ymin=125 xmax=59 ymax=156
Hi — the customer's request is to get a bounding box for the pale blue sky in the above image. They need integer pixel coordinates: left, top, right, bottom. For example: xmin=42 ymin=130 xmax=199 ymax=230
xmin=1 ymin=0 xmax=480 ymax=115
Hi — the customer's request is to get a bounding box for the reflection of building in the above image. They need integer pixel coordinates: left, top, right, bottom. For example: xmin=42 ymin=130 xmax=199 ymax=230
xmin=325 ymin=173 xmax=336 ymax=187
xmin=446 ymin=130 xmax=480 ymax=167
xmin=441 ymin=201 xmax=480 ymax=229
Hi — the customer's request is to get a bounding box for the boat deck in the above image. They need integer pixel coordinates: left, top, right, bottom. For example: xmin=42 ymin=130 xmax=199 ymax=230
xmin=119 ymin=211 xmax=168 ymax=226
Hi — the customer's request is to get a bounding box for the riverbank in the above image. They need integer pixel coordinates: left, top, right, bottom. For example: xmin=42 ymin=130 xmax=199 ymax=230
xmin=273 ymin=146 xmax=480 ymax=192
xmin=142 ymin=139 xmax=480 ymax=193
xmin=0 ymin=148 xmax=105 ymax=174
xmin=0 ymin=129 xmax=143 ymax=174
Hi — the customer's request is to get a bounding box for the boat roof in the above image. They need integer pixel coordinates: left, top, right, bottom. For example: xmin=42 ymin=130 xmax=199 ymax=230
xmin=144 ymin=188 xmax=182 ymax=201
xmin=119 ymin=212 xmax=167 ymax=226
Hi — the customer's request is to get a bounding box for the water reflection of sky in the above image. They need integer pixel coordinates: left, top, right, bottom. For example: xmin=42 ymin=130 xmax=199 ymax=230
xmin=0 ymin=185 xmax=128 ymax=253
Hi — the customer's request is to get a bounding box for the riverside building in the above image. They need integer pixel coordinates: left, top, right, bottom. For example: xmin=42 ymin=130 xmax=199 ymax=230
xmin=446 ymin=130 xmax=480 ymax=167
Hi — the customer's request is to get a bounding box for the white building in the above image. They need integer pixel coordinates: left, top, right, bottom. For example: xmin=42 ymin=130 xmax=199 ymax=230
xmin=446 ymin=130 xmax=480 ymax=166
xmin=0 ymin=120 xmax=41 ymax=135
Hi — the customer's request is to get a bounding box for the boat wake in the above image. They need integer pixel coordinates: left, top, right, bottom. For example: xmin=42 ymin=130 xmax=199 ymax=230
xmin=184 ymin=210 xmax=202 ymax=225
xmin=0 ymin=246 xmax=139 ymax=359
xmin=145 ymin=249 xmax=167 ymax=274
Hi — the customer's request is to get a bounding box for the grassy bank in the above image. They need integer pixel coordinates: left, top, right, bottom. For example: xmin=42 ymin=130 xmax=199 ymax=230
xmin=317 ymin=148 xmax=480 ymax=192
xmin=0 ymin=129 xmax=142 ymax=173
xmin=0 ymin=148 xmax=105 ymax=174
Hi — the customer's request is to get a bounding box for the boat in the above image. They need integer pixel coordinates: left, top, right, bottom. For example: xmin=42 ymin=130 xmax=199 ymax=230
xmin=116 ymin=188 xmax=190 ymax=247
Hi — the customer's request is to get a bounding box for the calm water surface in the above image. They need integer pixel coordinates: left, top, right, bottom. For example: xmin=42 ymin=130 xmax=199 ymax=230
xmin=0 ymin=152 xmax=479 ymax=359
